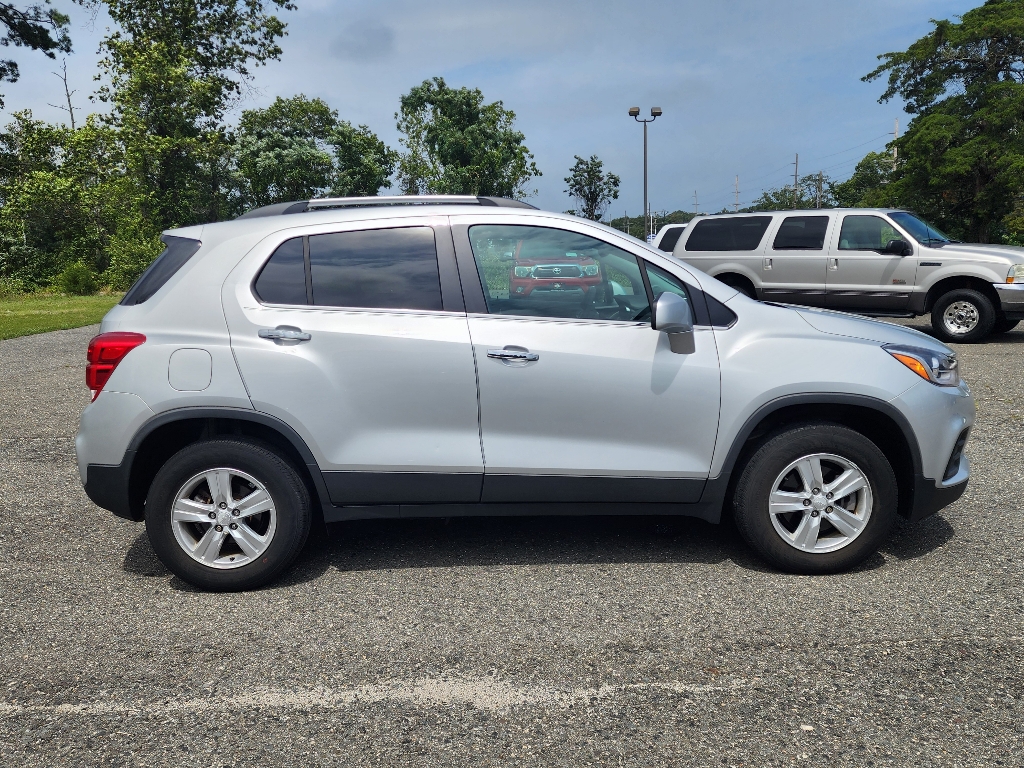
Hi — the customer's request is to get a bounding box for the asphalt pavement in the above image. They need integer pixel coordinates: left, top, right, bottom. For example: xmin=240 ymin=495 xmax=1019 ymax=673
xmin=0 ymin=321 xmax=1021 ymax=767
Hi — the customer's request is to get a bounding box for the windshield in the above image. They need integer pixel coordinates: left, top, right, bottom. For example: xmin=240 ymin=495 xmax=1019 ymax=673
xmin=888 ymin=212 xmax=952 ymax=245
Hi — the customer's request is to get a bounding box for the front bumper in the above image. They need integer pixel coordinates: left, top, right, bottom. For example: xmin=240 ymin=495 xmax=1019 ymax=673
xmin=993 ymin=283 xmax=1024 ymax=318
xmin=909 ymin=474 xmax=968 ymax=522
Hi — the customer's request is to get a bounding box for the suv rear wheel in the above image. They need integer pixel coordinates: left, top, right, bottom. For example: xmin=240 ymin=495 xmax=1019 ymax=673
xmin=731 ymin=424 xmax=897 ymax=573
xmin=931 ymin=288 xmax=995 ymax=343
xmin=145 ymin=439 xmax=312 ymax=591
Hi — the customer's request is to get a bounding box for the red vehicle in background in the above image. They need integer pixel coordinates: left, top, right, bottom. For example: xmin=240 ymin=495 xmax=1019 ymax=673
xmin=508 ymin=239 xmax=603 ymax=297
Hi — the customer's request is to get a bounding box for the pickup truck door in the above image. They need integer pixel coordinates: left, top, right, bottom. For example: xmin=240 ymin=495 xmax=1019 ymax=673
xmin=760 ymin=214 xmax=832 ymax=307
xmin=826 ymin=214 xmax=918 ymax=311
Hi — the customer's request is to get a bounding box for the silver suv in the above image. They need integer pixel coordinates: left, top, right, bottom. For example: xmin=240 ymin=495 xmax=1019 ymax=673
xmin=75 ymin=196 xmax=974 ymax=590
xmin=673 ymin=209 xmax=1024 ymax=342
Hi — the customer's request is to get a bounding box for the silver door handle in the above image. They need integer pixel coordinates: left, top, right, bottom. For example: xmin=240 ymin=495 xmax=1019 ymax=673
xmin=259 ymin=326 xmax=311 ymax=341
xmin=487 ymin=349 xmax=539 ymax=362
xmin=828 ymin=258 xmax=839 ymax=270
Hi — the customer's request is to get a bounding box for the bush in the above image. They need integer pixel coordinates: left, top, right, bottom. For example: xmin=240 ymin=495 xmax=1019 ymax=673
xmin=0 ymin=276 xmax=25 ymax=298
xmin=105 ymin=230 xmax=163 ymax=291
xmin=56 ymin=262 xmax=97 ymax=295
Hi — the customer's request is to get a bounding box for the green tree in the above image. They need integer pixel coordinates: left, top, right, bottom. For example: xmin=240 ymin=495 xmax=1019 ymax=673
xmin=329 ymin=121 xmax=397 ymax=197
xmin=831 ymin=152 xmax=896 ymax=208
xmin=745 ymin=173 xmax=837 ymax=211
xmin=232 ymin=95 xmax=397 ymax=210
xmin=0 ymin=2 xmax=72 ymax=106
xmin=864 ymin=0 xmax=1024 ymax=242
xmin=0 ymin=110 xmax=155 ymax=288
xmin=233 ymin=95 xmax=337 ymax=209
xmin=97 ymin=0 xmax=295 ymax=231
xmin=564 ymin=154 xmax=619 ymax=220
xmin=396 ymin=77 xmax=540 ymax=198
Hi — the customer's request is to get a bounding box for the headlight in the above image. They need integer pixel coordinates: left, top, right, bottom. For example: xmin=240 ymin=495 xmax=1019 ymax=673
xmin=583 ymin=264 xmax=600 ymax=276
xmin=884 ymin=344 xmax=961 ymax=386
xmin=514 ymin=266 xmax=531 ymax=278
xmin=1008 ymin=265 xmax=1024 ymax=283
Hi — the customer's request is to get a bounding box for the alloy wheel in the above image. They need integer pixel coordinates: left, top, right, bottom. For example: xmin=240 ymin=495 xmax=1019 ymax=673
xmin=170 ymin=468 xmax=278 ymax=569
xmin=768 ymin=453 xmax=873 ymax=554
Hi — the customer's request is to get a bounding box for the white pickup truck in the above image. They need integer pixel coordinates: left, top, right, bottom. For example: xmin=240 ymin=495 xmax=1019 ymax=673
xmin=669 ymin=208 xmax=1024 ymax=342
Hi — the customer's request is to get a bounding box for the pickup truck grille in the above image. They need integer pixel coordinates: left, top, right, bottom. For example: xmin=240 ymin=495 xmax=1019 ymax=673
xmin=532 ymin=265 xmax=582 ymax=279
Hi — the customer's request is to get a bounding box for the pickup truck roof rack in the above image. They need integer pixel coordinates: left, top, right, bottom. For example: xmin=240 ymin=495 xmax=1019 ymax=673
xmin=236 ymin=195 xmax=537 ymax=219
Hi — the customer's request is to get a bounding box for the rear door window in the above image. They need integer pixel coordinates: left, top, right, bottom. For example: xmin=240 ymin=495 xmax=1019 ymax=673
xmin=309 ymin=227 xmax=442 ymax=310
xmin=684 ymin=217 xmax=772 ymax=251
xmin=773 ymin=216 xmax=829 ymax=250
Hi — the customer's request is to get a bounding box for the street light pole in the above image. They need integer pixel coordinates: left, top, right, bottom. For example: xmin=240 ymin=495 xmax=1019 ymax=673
xmin=629 ymin=106 xmax=662 ymax=239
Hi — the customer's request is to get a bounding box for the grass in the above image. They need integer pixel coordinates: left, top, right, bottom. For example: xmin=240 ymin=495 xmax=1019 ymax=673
xmin=0 ymin=292 xmax=123 ymax=341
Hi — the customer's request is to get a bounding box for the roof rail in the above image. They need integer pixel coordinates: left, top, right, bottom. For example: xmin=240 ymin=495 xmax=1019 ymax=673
xmin=236 ymin=195 xmax=537 ymax=219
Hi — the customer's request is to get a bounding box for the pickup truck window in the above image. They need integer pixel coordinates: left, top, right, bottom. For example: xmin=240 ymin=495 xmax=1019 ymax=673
xmin=838 ymin=216 xmax=899 ymax=251
xmin=773 ymin=216 xmax=829 ymax=250
xmin=685 ymin=217 xmax=771 ymax=251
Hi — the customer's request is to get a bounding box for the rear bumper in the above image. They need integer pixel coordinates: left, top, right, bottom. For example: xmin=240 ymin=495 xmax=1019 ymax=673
xmin=84 ymin=458 xmax=137 ymax=520
xmin=993 ymin=283 xmax=1024 ymax=318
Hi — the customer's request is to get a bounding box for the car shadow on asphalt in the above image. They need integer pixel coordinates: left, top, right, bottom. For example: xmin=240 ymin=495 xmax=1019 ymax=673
xmin=122 ymin=511 xmax=957 ymax=591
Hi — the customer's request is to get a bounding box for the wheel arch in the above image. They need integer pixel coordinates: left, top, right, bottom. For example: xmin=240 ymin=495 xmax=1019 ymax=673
xmin=710 ymin=270 xmax=759 ymax=299
xmin=123 ymin=408 xmax=330 ymax=522
xmin=705 ymin=394 xmax=922 ymax=522
xmin=923 ymin=275 xmax=1000 ymax=314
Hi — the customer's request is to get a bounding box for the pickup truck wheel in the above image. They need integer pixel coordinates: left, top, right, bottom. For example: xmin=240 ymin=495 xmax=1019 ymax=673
xmin=731 ymin=424 xmax=897 ymax=574
xmin=931 ymin=289 xmax=995 ymax=343
xmin=145 ymin=439 xmax=312 ymax=591
xmin=993 ymin=316 xmax=1019 ymax=334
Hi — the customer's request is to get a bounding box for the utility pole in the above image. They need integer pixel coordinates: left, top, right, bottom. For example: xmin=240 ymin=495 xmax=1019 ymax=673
xmin=693 ymin=190 xmax=698 ymax=216
xmin=892 ymin=118 xmax=899 ymax=171
xmin=734 ymin=175 xmax=739 ymax=212
xmin=628 ymin=107 xmax=662 ymax=239
xmin=816 ymin=171 xmax=823 ymax=209
xmin=624 ymin=211 xmax=629 ymax=237
xmin=792 ymin=153 xmax=799 ymax=209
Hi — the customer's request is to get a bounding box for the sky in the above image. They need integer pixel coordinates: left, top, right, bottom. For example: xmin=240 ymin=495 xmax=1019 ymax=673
xmin=4 ymin=0 xmax=979 ymax=216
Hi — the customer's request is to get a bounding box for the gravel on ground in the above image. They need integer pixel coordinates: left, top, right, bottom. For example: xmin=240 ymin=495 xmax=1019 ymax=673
xmin=0 ymin=321 xmax=1021 ymax=767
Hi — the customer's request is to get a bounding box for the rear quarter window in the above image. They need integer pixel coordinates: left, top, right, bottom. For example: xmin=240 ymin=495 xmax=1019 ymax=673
xmin=684 ymin=217 xmax=772 ymax=251
xmin=121 ymin=236 xmax=202 ymax=305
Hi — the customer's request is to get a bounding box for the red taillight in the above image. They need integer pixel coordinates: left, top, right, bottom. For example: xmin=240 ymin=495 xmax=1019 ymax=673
xmin=86 ymin=332 xmax=146 ymax=400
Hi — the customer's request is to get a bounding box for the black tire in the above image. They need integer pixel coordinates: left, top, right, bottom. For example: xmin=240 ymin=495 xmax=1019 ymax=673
xmin=145 ymin=439 xmax=312 ymax=591
xmin=930 ymin=288 xmax=996 ymax=343
xmin=731 ymin=424 xmax=897 ymax=574
xmin=993 ymin=316 xmax=1020 ymax=335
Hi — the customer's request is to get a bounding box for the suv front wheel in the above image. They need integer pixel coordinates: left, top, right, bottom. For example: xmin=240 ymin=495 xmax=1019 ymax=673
xmin=731 ymin=424 xmax=897 ymax=573
xmin=145 ymin=439 xmax=313 ymax=591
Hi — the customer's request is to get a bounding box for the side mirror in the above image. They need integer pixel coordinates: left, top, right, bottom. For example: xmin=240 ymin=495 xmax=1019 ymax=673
xmin=653 ymin=292 xmax=695 ymax=354
xmin=884 ymin=238 xmax=911 ymax=256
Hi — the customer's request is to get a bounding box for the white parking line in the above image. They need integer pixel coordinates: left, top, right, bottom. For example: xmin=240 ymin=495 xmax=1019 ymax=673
xmin=0 ymin=676 xmax=750 ymax=715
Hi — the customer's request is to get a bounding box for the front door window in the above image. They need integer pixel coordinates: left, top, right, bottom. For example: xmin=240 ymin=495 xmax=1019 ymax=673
xmin=468 ymin=225 xmax=650 ymax=321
